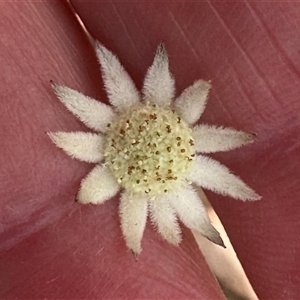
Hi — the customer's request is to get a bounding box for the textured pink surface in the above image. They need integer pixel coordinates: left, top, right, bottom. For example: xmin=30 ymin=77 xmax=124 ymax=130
xmin=1 ymin=1 xmax=300 ymax=299
xmin=0 ymin=2 xmax=224 ymax=299
xmin=69 ymin=1 xmax=300 ymax=299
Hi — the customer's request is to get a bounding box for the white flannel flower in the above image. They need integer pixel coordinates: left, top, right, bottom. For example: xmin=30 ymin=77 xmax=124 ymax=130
xmin=49 ymin=43 xmax=260 ymax=256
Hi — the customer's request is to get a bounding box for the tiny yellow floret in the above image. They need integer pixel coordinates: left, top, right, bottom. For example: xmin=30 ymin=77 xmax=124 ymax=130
xmin=104 ymin=102 xmax=195 ymax=197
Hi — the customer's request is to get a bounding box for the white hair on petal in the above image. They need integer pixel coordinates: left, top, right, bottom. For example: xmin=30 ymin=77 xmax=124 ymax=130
xmin=77 ymin=165 xmax=119 ymax=205
xmin=168 ymin=185 xmax=224 ymax=247
xmin=51 ymin=82 xmax=114 ymax=133
xmin=48 ymin=131 xmax=104 ymax=163
xmin=149 ymin=195 xmax=182 ymax=245
xmin=174 ymin=79 xmax=211 ymax=124
xmin=187 ymin=155 xmax=261 ymax=201
xmin=192 ymin=124 xmax=255 ymax=153
xmin=95 ymin=42 xmax=140 ymax=110
xmin=119 ymin=191 xmax=148 ymax=256
xmin=142 ymin=43 xmax=175 ymax=106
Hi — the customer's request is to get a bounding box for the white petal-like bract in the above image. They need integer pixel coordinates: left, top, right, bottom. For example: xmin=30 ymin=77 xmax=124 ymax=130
xmin=149 ymin=195 xmax=182 ymax=245
xmin=174 ymin=80 xmax=211 ymax=124
xmin=77 ymin=165 xmax=119 ymax=204
xmin=193 ymin=125 xmax=255 ymax=153
xmin=51 ymin=82 xmax=114 ymax=133
xmin=168 ymin=185 xmax=224 ymax=247
xmin=119 ymin=191 xmax=148 ymax=256
xmin=48 ymin=131 xmax=104 ymax=163
xmin=95 ymin=42 xmax=140 ymax=110
xmin=187 ymin=155 xmax=261 ymax=201
xmin=142 ymin=44 xmax=175 ymax=106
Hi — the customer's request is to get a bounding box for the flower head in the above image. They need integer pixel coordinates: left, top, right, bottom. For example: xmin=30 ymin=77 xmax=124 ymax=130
xmin=49 ymin=43 xmax=260 ymax=255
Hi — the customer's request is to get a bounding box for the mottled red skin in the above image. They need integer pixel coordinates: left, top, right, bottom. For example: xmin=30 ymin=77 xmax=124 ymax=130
xmin=1 ymin=1 xmax=300 ymax=299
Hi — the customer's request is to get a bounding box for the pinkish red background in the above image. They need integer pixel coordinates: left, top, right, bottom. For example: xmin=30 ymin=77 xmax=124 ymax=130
xmin=1 ymin=1 xmax=299 ymax=299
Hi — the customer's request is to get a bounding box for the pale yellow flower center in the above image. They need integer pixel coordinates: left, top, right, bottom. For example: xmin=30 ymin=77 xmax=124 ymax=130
xmin=104 ymin=102 xmax=195 ymax=198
